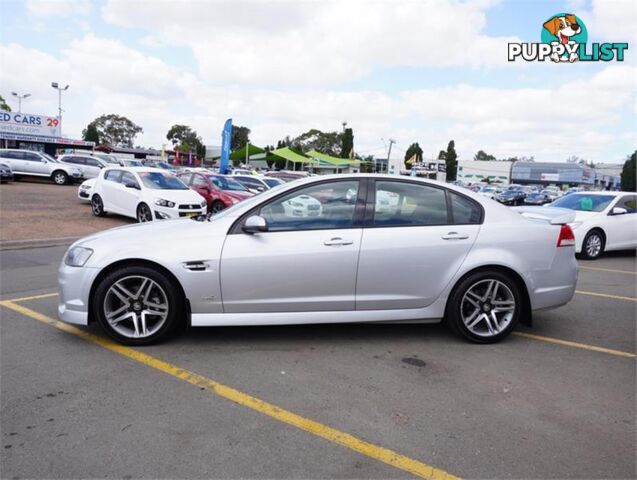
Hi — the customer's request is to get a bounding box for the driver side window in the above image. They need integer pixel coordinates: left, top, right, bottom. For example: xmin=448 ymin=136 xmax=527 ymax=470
xmin=259 ymin=180 xmax=359 ymax=232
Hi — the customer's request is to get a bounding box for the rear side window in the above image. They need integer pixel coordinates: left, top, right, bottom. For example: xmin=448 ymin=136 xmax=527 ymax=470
xmin=450 ymin=192 xmax=482 ymax=224
xmin=105 ymin=170 xmax=122 ymax=182
xmin=373 ymin=181 xmax=448 ymax=226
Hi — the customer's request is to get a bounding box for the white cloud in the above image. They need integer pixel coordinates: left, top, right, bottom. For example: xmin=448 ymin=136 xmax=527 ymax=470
xmin=102 ymin=0 xmax=521 ymax=86
xmin=26 ymin=0 xmax=92 ymax=17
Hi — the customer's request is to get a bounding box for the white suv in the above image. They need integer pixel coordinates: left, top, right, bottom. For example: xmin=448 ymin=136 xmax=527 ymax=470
xmin=0 ymin=149 xmax=83 ymax=185
xmin=58 ymin=154 xmax=108 ymax=179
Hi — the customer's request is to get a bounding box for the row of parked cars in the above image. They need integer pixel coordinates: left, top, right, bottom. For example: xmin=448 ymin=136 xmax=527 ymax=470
xmin=464 ymin=183 xmax=563 ymax=206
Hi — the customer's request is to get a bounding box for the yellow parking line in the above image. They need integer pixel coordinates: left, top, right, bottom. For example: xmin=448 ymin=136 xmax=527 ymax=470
xmin=575 ymin=290 xmax=637 ymax=302
xmin=1 ymin=292 xmax=59 ymax=303
xmin=513 ymin=332 xmax=635 ymax=358
xmin=0 ymin=300 xmax=458 ymax=480
xmin=579 ymin=266 xmax=636 ymax=275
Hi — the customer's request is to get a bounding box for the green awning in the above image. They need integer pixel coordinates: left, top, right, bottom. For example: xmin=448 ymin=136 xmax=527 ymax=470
xmin=306 ymin=149 xmax=357 ymax=166
xmin=270 ymin=147 xmax=317 ymax=164
xmin=230 ymin=144 xmax=266 ymax=161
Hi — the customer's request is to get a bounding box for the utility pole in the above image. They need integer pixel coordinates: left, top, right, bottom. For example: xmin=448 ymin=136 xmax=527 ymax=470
xmin=387 ymin=138 xmax=396 ymax=174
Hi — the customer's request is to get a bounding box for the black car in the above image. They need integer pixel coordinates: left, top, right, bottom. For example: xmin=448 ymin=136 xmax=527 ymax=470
xmin=496 ymin=189 xmax=526 ymax=206
xmin=0 ymin=162 xmax=13 ymax=183
xmin=524 ymin=192 xmax=550 ymax=205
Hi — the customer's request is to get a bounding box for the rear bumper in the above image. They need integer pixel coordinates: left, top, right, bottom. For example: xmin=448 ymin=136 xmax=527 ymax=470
xmin=528 ymin=249 xmax=578 ymax=310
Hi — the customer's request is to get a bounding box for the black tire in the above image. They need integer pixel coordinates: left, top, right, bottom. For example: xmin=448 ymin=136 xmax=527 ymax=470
xmin=91 ymin=194 xmax=106 ymax=217
xmin=52 ymin=170 xmax=68 ymax=185
xmin=579 ymin=229 xmax=605 ymax=260
xmin=210 ymin=201 xmax=226 ymax=214
xmin=93 ymin=265 xmax=183 ymax=346
xmin=445 ymin=270 xmax=522 ymax=344
xmin=137 ymin=203 xmax=153 ymax=222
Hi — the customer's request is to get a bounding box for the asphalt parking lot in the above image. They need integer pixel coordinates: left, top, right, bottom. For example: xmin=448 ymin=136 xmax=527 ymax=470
xmin=0 ymin=245 xmax=635 ymax=479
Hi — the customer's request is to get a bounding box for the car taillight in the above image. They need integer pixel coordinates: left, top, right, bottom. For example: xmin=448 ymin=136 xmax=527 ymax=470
xmin=557 ymin=224 xmax=576 ymax=247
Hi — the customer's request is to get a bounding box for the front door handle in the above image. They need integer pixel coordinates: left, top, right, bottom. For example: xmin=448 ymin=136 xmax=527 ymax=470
xmin=442 ymin=232 xmax=469 ymax=240
xmin=324 ymin=237 xmax=353 ymax=246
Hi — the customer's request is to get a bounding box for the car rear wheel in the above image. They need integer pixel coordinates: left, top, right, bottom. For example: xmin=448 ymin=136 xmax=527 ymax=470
xmin=91 ymin=194 xmax=106 ymax=217
xmin=93 ymin=266 xmax=183 ymax=345
xmin=580 ymin=229 xmax=605 ymax=260
xmin=137 ymin=203 xmax=153 ymax=222
xmin=52 ymin=170 xmax=68 ymax=185
xmin=211 ymin=201 xmax=226 ymax=214
xmin=446 ymin=270 xmax=521 ymax=343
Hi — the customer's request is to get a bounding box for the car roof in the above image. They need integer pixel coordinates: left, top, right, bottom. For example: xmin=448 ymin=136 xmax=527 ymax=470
xmin=104 ymin=166 xmax=166 ymax=173
xmin=567 ymin=191 xmax=625 ymax=196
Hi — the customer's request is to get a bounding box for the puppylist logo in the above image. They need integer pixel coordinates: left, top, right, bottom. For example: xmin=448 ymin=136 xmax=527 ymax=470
xmin=508 ymin=13 xmax=628 ymax=63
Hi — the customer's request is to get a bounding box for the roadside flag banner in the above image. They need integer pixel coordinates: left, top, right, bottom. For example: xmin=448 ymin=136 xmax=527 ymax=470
xmin=188 ymin=150 xmax=192 ymax=166
xmin=175 ymin=148 xmax=180 ymax=165
xmin=406 ymin=154 xmax=418 ymax=165
xmin=220 ymin=118 xmax=232 ymax=174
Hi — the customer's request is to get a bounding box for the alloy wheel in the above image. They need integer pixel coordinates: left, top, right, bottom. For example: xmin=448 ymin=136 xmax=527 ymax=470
xmin=91 ymin=196 xmax=103 ymax=215
xmin=54 ymin=173 xmax=67 ymax=185
xmin=460 ymin=279 xmax=516 ymax=338
xmin=212 ymin=202 xmax=225 ymax=213
xmin=585 ymin=234 xmax=602 ymax=258
xmin=137 ymin=204 xmax=152 ymax=222
xmin=103 ymin=275 xmax=169 ymax=339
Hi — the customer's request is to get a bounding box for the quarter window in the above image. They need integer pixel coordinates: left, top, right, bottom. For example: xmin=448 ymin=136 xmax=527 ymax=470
xmin=259 ymin=180 xmax=359 ymax=231
xmin=450 ymin=192 xmax=482 ymax=224
xmin=373 ymin=181 xmax=448 ymax=226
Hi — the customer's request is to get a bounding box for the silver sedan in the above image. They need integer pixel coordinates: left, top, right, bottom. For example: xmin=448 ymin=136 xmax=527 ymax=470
xmin=58 ymin=174 xmax=578 ymax=345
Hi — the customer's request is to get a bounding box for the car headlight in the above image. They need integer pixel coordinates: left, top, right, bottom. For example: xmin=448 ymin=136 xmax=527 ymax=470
xmin=155 ymin=198 xmax=176 ymax=208
xmin=568 ymin=221 xmax=583 ymax=229
xmin=64 ymin=246 xmax=93 ymax=267
xmin=200 ymin=200 xmax=207 ymax=208
xmin=80 ymin=184 xmax=91 ymax=191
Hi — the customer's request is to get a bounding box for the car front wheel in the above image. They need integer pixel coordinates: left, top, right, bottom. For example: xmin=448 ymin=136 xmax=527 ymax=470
xmin=446 ymin=270 xmax=521 ymax=343
xmin=91 ymin=194 xmax=106 ymax=217
xmin=137 ymin=203 xmax=153 ymax=222
xmin=93 ymin=266 xmax=183 ymax=345
xmin=52 ymin=170 xmax=68 ymax=185
xmin=580 ymin=230 xmax=605 ymax=260
xmin=211 ymin=200 xmax=226 ymax=214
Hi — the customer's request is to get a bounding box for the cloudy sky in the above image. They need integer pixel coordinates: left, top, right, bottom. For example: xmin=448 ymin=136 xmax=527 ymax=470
xmin=1 ymin=0 xmax=635 ymax=163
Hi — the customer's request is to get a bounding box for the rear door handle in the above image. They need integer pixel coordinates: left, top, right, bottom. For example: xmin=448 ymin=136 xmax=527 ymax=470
xmin=324 ymin=237 xmax=353 ymax=246
xmin=442 ymin=232 xmax=469 ymax=240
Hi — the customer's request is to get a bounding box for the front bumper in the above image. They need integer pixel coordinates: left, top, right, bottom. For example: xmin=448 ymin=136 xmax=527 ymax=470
xmin=153 ymin=205 xmax=207 ymax=220
xmin=58 ymin=262 xmax=100 ymax=326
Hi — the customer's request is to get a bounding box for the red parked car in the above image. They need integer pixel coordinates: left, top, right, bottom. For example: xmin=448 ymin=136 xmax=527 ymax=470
xmin=177 ymin=172 xmax=253 ymax=214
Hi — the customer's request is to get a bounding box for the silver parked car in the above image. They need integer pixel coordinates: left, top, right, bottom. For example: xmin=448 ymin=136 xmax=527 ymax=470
xmin=0 ymin=149 xmax=83 ymax=185
xmin=58 ymin=154 xmax=108 ymax=179
xmin=58 ymin=174 xmax=578 ymax=346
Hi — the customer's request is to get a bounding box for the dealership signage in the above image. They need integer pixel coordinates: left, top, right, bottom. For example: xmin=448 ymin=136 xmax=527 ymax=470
xmin=540 ymin=173 xmax=560 ymax=181
xmin=0 ymin=112 xmax=61 ymax=138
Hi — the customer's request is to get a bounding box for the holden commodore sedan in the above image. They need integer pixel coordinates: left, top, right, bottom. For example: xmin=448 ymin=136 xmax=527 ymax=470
xmin=59 ymin=174 xmax=578 ymax=346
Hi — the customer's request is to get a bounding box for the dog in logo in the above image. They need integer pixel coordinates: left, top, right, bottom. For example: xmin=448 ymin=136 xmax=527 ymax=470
xmin=543 ymin=14 xmax=582 ymax=62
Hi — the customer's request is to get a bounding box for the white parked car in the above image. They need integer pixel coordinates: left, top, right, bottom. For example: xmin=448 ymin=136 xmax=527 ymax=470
xmin=90 ymin=167 xmax=207 ymax=222
xmin=77 ymin=178 xmax=96 ymax=202
xmin=58 ymin=154 xmax=108 ymax=179
xmin=517 ymin=191 xmax=636 ymax=259
xmin=0 ymin=148 xmax=83 ymax=185
xmin=59 ymin=174 xmax=578 ymax=346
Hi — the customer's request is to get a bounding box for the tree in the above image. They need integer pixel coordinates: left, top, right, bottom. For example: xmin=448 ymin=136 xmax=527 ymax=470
xmin=0 ymin=95 xmax=11 ymax=112
xmin=82 ymin=123 xmax=100 ymax=143
xmin=341 ymin=128 xmax=354 ymax=158
xmin=231 ymin=125 xmax=251 ymax=151
xmin=83 ymin=114 xmax=143 ymax=148
xmin=445 ymin=140 xmax=458 ymax=181
xmin=404 ymin=142 xmax=423 ymax=168
xmin=621 ymin=150 xmax=636 ymax=192
xmin=474 ymin=150 xmax=496 ymax=162
xmin=166 ymin=124 xmax=205 ymax=157
xmin=291 ymin=129 xmax=342 ymax=156
xmin=437 ymin=150 xmax=446 ymax=160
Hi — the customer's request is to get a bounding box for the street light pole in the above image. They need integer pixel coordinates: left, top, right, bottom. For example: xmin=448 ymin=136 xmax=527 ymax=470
xmin=51 ymin=82 xmax=69 ymax=136
xmin=11 ymin=92 xmax=31 ymax=113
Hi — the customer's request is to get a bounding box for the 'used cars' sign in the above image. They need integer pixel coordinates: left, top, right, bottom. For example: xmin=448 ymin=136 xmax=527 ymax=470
xmin=0 ymin=112 xmax=61 ymax=138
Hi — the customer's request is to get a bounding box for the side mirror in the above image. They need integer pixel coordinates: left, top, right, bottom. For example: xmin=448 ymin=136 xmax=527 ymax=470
xmin=611 ymin=207 xmax=628 ymax=216
xmin=243 ymin=215 xmax=268 ymax=234
xmin=124 ymin=181 xmax=140 ymax=190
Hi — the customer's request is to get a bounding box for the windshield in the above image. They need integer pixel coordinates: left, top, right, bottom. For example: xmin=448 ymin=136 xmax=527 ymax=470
xmin=551 ymin=193 xmax=615 ymax=212
xmin=124 ymin=160 xmax=143 ymax=167
xmin=138 ymin=172 xmax=188 ymax=190
xmin=209 ymin=176 xmax=249 ymax=191
xmin=263 ymin=178 xmax=283 ymax=188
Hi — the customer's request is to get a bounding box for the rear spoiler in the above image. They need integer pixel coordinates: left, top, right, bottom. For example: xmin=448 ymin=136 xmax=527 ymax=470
xmin=512 ymin=206 xmax=576 ymax=225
